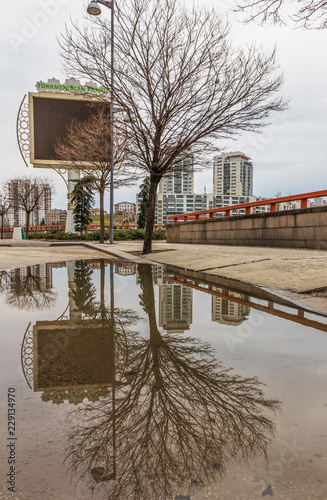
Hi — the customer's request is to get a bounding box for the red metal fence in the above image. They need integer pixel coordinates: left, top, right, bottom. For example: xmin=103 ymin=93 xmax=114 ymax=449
xmin=167 ymin=189 xmax=327 ymax=224
xmin=170 ymin=275 xmax=327 ymax=334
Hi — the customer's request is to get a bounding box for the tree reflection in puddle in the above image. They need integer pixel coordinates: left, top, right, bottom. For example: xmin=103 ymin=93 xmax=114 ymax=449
xmin=64 ymin=263 xmax=281 ymax=500
xmin=1 ymin=265 xmax=57 ymax=310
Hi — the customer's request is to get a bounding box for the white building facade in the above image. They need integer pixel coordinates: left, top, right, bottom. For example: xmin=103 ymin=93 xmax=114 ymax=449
xmin=114 ymin=201 xmax=136 ymax=213
xmin=213 ymin=152 xmax=253 ymax=196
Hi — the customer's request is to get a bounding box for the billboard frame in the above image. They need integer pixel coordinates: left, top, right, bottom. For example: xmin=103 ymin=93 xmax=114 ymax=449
xmin=28 ymin=91 xmax=110 ymax=169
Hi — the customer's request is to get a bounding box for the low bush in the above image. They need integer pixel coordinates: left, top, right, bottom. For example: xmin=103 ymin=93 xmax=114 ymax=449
xmin=26 ymin=228 xmax=166 ymax=241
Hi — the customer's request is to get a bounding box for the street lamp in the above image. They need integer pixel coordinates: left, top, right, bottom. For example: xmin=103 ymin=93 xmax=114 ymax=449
xmin=87 ymin=0 xmax=115 ymax=244
xmin=87 ymin=1 xmax=102 ymax=15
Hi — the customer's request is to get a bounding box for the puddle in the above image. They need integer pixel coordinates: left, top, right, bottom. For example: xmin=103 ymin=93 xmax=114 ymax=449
xmin=0 ymin=259 xmax=326 ymax=499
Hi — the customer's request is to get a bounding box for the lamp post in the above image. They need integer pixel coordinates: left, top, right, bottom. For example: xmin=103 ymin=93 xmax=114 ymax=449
xmin=87 ymin=0 xmax=115 ymax=244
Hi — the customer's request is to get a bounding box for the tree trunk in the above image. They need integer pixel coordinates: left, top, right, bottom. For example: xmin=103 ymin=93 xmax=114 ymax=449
xmin=143 ymin=176 xmax=160 ymax=254
xmin=100 ymin=259 xmax=106 ymax=320
xmin=99 ymin=189 xmax=105 ymax=244
xmin=25 ymin=211 xmax=30 ymax=236
xmin=139 ymin=264 xmax=164 ymax=387
xmin=1 ymin=217 xmax=3 ymax=240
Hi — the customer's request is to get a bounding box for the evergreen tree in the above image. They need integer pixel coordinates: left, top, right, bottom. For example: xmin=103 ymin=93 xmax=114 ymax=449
xmin=137 ymin=177 xmax=150 ymax=229
xmin=71 ymin=177 xmax=95 ymax=233
xmin=72 ymin=260 xmax=97 ymax=315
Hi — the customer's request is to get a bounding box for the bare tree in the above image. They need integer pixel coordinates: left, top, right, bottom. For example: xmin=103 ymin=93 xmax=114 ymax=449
xmin=0 ymin=189 xmax=11 ymax=240
xmin=235 ymin=0 xmax=327 ymax=29
xmin=5 ymin=176 xmax=54 ymax=236
xmin=66 ymin=264 xmax=281 ymax=499
xmin=55 ymin=105 xmax=136 ymax=243
xmin=60 ymin=0 xmax=287 ymax=254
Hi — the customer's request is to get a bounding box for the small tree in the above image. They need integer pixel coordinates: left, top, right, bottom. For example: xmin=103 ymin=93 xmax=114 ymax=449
xmin=60 ymin=0 xmax=287 ymax=254
xmin=137 ymin=177 xmax=150 ymax=229
xmin=0 ymin=190 xmax=11 ymax=240
xmin=56 ymin=105 xmax=136 ymax=243
xmin=71 ymin=177 xmax=95 ymax=233
xmin=5 ymin=176 xmax=54 ymax=236
xmin=235 ymin=0 xmax=327 ymax=29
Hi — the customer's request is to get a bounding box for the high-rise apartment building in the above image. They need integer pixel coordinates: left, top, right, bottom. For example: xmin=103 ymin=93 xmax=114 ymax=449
xmin=213 ymin=152 xmax=253 ymax=196
xmin=159 ymin=151 xmax=194 ymax=195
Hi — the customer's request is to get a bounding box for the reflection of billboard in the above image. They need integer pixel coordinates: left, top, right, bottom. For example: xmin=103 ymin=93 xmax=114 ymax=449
xmin=34 ymin=321 xmax=115 ymax=392
xmin=28 ymin=93 xmax=110 ymax=167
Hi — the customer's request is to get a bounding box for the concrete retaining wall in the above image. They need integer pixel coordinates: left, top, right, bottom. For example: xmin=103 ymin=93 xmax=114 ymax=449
xmin=166 ymin=206 xmax=327 ymax=250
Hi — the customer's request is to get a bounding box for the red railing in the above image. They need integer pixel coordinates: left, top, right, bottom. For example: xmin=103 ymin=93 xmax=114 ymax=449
xmin=167 ymin=189 xmax=327 ymax=224
xmin=170 ymin=275 xmax=327 ymax=334
xmin=0 ymin=224 xmax=66 ymax=232
xmin=86 ymin=224 xmax=165 ymax=230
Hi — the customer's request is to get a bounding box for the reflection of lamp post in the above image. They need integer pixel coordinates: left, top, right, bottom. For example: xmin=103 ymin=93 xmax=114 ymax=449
xmin=90 ymin=260 xmax=116 ymax=483
xmin=87 ymin=0 xmax=115 ymax=244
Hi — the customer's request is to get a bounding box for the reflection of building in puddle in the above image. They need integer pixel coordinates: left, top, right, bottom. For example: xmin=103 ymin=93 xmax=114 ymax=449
xmin=33 ymin=320 xmax=113 ymax=404
xmin=114 ymin=261 xmax=137 ymax=276
xmin=84 ymin=260 xmax=110 ymax=269
xmin=10 ymin=263 xmax=53 ymax=292
xmin=211 ymin=287 xmax=250 ymax=325
xmin=153 ymin=267 xmax=193 ymax=333
xmin=159 ymin=285 xmax=192 ymax=332
xmin=47 ymin=261 xmax=66 ymax=269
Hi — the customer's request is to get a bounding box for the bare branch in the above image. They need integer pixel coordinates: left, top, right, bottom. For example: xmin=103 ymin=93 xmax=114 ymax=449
xmin=235 ymin=0 xmax=327 ymax=29
xmin=59 ymin=0 xmax=287 ymax=252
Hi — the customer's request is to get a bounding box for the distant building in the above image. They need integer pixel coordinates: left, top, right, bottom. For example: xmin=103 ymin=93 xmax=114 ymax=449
xmin=136 ymin=151 xmax=271 ymax=225
xmin=213 ymin=152 xmax=253 ymax=196
xmin=114 ymin=202 xmax=136 ymax=214
xmin=310 ymin=198 xmax=327 ymax=207
xmin=137 ymin=192 xmax=269 ymax=226
xmin=159 ymin=150 xmax=194 ymax=195
xmin=90 ymin=208 xmax=105 ymax=217
xmin=45 ymin=209 xmax=67 ymax=225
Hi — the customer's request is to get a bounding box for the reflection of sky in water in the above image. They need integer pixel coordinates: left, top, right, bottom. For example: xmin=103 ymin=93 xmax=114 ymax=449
xmin=0 ymin=259 xmax=326 ymax=500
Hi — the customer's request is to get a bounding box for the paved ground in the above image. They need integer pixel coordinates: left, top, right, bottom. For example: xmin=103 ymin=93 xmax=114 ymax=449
xmin=0 ymin=242 xmax=111 ymax=270
xmin=86 ymin=241 xmax=327 ymax=314
xmin=1 ymin=240 xmax=326 ymax=313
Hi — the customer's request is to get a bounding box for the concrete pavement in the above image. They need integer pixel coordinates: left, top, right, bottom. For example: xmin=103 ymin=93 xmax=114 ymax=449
xmin=1 ymin=239 xmax=326 ymax=313
xmin=86 ymin=241 xmax=327 ymax=313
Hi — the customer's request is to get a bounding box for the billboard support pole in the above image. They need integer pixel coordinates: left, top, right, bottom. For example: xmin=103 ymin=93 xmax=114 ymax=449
xmin=65 ymin=169 xmax=80 ymax=233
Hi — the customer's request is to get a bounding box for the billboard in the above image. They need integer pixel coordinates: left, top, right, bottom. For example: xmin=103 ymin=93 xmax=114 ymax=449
xmin=28 ymin=92 xmax=110 ymax=168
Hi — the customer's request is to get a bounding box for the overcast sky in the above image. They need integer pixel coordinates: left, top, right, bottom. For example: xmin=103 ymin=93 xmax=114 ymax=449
xmin=0 ymin=0 xmax=326 ymax=211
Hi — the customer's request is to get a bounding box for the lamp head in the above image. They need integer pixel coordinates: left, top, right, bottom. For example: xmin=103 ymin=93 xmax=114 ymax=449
xmin=87 ymin=0 xmax=101 ymax=15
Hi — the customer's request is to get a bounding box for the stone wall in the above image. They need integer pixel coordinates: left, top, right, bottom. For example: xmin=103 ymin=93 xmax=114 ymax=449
xmin=166 ymin=206 xmax=327 ymax=249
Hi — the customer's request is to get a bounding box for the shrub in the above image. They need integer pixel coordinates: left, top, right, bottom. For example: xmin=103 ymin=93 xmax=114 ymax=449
xmin=26 ymin=228 xmax=166 ymax=241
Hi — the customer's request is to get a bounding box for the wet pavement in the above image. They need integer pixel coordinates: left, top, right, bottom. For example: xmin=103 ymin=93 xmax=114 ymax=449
xmin=0 ymin=258 xmax=327 ymax=499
